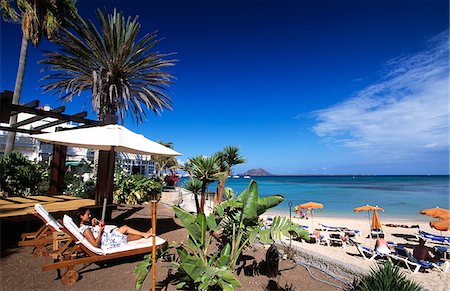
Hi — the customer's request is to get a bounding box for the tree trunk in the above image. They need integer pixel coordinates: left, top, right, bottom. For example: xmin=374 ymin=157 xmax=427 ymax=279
xmin=193 ymin=191 xmax=200 ymax=214
xmin=200 ymin=180 xmax=207 ymax=213
xmin=5 ymin=34 xmax=29 ymax=154
xmin=217 ymin=169 xmax=230 ymax=204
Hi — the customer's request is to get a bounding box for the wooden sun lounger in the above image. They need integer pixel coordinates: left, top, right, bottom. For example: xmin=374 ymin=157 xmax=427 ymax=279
xmin=40 ymin=215 xmax=166 ymax=285
xmin=18 ymin=204 xmax=72 ymax=258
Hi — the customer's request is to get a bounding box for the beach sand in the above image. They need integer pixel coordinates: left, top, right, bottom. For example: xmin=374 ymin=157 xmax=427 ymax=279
xmin=262 ymin=210 xmax=450 ymax=291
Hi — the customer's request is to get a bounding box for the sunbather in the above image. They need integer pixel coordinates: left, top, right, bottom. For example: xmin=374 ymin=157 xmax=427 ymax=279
xmin=413 ymin=238 xmax=439 ymax=262
xmin=74 ymin=208 xmax=152 ymax=249
xmin=374 ymin=238 xmax=390 ymax=255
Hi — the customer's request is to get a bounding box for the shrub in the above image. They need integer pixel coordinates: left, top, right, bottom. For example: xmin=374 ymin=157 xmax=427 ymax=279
xmin=0 ymin=153 xmax=48 ymax=196
xmin=114 ymin=172 xmax=163 ymax=204
xmin=353 ymin=262 xmax=423 ymax=291
xmin=65 ymin=172 xmax=96 ymax=199
xmin=164 ymin=174 xmax=180 ymax=187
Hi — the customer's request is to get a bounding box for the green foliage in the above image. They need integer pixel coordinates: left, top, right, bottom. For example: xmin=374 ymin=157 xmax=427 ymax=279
xmin=182 ymin=178 xmax=202 ymax=214
xmin=40 ymin=8 xmax=176 ymax=124
xmin=114 ymin=171 xmax=163 ymax=204
xmin=1 ymin=0 xmax=77 ymax=46
xmin=65 ymin=172 xmax=96 ymax=199
xmin=353 ymin=262 xmax=423 ymax=291
xmin=135 ymin=180 xmax=309 ymax=290
xmin=0 ymin=153 xmax=49 ymax=196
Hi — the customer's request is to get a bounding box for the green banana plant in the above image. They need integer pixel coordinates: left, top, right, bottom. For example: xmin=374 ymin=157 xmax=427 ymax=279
xmin=134 ymin=180 xmax=309 ymax=291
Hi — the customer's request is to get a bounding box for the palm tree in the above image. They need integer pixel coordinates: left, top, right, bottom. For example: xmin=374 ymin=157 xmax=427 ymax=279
xmin=190 ymin=155 xmax=220 ymax=213
xmin=153 ymin=141 xmax=179 ymax=177
xmin=216 ymin=146 xmax=246 ymax=204
xmin=39 ymin=8 xmax=176 ymax=123
xmin=182 ymin=178 xmax=202 ymax=214
xmin=179 ymin=159 xmax=194 ymax=179
xmin=1 ymin=0 xmax=77 ymax=154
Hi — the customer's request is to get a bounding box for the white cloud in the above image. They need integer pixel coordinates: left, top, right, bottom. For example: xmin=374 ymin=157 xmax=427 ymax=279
xmin=311 ymin=31 xmax=449 ymax=161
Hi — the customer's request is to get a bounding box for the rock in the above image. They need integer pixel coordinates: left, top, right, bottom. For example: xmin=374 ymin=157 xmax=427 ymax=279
xmin=242 ymin=168 xmax=272 ymax=176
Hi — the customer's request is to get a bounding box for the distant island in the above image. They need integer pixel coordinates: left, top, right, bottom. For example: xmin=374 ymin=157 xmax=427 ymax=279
xmin=241 ymin=168 xmax=272 ymax=176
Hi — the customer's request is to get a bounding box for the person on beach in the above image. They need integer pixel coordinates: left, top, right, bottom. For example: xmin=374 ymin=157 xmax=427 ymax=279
xmin=74 ymin=208 xmax=152 ymax=249
xmin=374 ymin=238 xmax=390 ymax=254
xmin=413 ymin=238 xmax=439 ymax=262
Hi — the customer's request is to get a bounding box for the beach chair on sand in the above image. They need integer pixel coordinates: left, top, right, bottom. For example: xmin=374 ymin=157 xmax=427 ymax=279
xmin=370 ymin=228 xmax=384 ymax=239
xmin=40 ymin=215 xmax=166 ymax=285
xmin=328 ymin=232 xmax=347 ymax=249
xmin=417 ymin=230 xmax=450 ymax=245
xmin=318 ymin=223 xmax=361 ymax=237
xmin=389 ymin=246 xmax=449 ymax=274
xmin=18 ymin=204 xmax=71 ymax=257
xmin=349 ymin=239 xmax=388 ymax=261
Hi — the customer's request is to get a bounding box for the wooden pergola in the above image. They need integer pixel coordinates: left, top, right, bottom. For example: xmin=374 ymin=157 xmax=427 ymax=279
xmin=1 ymin=90 xmax=115 ymax=211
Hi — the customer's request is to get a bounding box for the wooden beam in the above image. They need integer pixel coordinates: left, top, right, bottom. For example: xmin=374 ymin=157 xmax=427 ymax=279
xmin=12 ymin=106 xmax=65 ymax=128
xmin=8 ymin=104 xmax=99 ymax=125
xmin=10 ymin=100 xmax=40 ymax=116
xmin=0 ymin=126 xmax=40 ymax=134
xmin=33 ymin=112 xmax=87 ymax=131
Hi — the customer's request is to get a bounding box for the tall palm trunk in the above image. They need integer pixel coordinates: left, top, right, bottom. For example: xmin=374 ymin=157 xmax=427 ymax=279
xmin=200 ymin=180 xmax=207 ymax=213
xmin=193 ymin=191 xmax=200 ymax=214
xmin=5 ymin=34 xmax=29 ymax=154
xmin=216 ymin=169 xmax=230 ymax=204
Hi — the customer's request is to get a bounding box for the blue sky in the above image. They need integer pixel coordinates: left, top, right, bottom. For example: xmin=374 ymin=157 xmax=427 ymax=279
xmin=1 ymin=0 xmax=448 ymax=175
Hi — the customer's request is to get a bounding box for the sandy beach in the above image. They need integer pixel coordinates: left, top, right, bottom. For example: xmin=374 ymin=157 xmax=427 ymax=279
xmin=261 ymin=210 xmax=450 ymax=291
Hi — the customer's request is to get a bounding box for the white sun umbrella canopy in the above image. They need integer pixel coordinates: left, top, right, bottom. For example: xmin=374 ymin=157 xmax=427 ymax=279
xmin=32 ymin=124 xmax=182 ymax=156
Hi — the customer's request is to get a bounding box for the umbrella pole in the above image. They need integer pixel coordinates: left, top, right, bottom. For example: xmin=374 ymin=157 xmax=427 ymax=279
xmin=151 ymin=199 xmax=157 ymax=291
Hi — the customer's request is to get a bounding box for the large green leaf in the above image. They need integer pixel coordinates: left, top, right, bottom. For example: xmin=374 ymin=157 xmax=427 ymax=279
xmin=256 ymin=195 xmax=285 ymax=215
xmin=134 ymin=253 xmax=151 ymax=291
xmin=206 ymin=213 xmax=218 ymax=231
xmin=241 ymin=180 xmax=258 ymax=221
xmin=216 ymin=243 xmax=231 ymax=267
xmin=196 ymin=212 xmax=206 ymax=246
xmin=180 ymin=260 xmax=206 ymax=282
xmin=173 ymin=206 xmax=202 ymax=245
xmin=259 ymin=228 xmax=272 ymax=244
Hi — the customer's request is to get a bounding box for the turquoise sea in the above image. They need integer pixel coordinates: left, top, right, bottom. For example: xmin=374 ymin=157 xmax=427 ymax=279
xmin=180 ymin=176 xmax=449 ymax=220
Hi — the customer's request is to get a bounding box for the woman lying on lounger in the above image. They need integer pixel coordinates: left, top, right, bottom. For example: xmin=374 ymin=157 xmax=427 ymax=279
xmin=75 ymin=208 xmax=152 ymax=249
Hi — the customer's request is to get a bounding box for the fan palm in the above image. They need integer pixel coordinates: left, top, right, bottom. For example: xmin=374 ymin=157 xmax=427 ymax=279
xmin=216 ymin=146 xmax=246 ymax=204
xmin=182 ymin=178 xmax=202 ymax=214
xmin=40 ymin=8 xmax=176 ymax=123
xmin=190 ymin=155 xmax=221 ymax=213
xmin=1 ymin=0 xmax=77 ymax=154
xmin=180 ymin=159 xmax=194 ymax=180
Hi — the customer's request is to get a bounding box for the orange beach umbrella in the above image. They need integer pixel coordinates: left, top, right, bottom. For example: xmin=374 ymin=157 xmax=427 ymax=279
xmin=298 ymin=201 xmax=324 ymax=229
xmin=354 ymin=204 xmax=384 ymax=234
xmin=420 ymin=207 xmax=450 ymax=232
xmin=372 ymin=209 xmax=382 ymax=229
xmin=420 ymin=207 xmax=450 ymax=220
xmin=299 ymin=201 xmax=324 ymax=210
xmin=430 ymin=219 xmax=450 ymax=231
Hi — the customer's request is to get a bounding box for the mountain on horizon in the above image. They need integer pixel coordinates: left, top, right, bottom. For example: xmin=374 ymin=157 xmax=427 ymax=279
xmin=241 ymin=168 xmax=272 ymax=176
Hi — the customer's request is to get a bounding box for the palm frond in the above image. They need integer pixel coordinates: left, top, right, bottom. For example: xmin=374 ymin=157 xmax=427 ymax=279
xmin=40 ymin=8 xmax=176 ymax=123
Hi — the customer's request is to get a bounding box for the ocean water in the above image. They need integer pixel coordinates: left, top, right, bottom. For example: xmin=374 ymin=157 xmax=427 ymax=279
xmin=180 ymin=176 xmax=449 ymax=220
